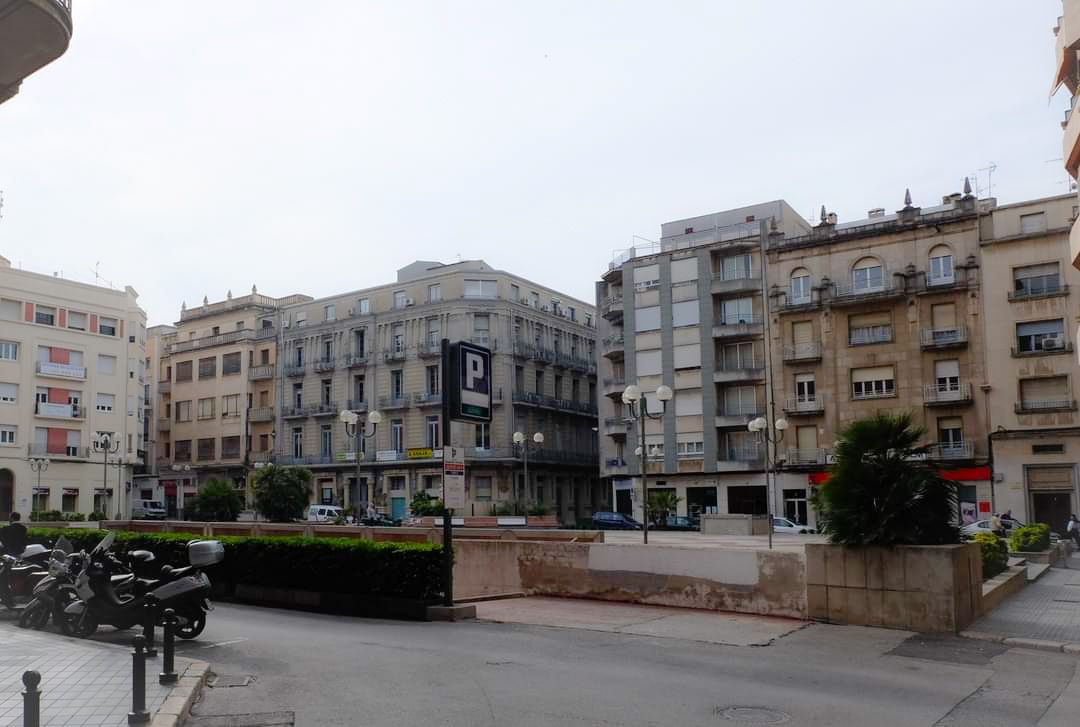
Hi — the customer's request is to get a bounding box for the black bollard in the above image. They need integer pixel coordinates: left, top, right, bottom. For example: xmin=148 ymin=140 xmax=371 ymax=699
xmin=22 ymin=670 xmax=41 ymax=727
xmin=128 ymin=635 xmax=150 ymax=725
xmin=142 ymin=602 xmax=157 ymax=658
xmin=159 ymin=608 xmax=178 ymax=685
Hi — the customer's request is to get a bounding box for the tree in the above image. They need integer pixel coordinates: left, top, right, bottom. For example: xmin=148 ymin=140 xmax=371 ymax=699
xmin=189 ymin=479 xmax=243 ymax=522
xmin=810 ymin=412 xmax=959 ymax=546
xmin=646 ymin=491 xmax=681 ymax=526
xmin=409 ymin=491 xmax=444 ymax=516
xmin=253 ymin=465 xmax=313 ymax=522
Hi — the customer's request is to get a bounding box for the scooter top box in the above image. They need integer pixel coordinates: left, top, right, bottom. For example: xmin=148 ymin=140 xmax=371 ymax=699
xmin=188 ymin=540 xmax=224 ymax=567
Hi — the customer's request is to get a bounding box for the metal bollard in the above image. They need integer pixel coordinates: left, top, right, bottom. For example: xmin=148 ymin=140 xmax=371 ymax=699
xmin=159 ymin=608 xmax=178 ymax=685
xmin=142 ymin=601 xmax=158 ymax=658
xmin=128 ymin=635 xmax=150 ymax=725
xmin=22 ymin=670 xmax=41 ymax=727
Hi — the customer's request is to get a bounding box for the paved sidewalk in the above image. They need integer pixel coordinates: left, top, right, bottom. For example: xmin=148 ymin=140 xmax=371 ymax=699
xmin=474 ymin=596 xmax=805 ymax=646
xmin=0 ymin=620 xmax=195 ymax=727
xmin=971 ymin=554 xmax=1080 ymax=646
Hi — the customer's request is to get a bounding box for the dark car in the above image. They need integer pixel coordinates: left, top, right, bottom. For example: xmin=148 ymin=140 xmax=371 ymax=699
xmin=592 ymin=511 xmax=643 ymax=530
xmin=657 ymin=515 xmax=698 ymax=531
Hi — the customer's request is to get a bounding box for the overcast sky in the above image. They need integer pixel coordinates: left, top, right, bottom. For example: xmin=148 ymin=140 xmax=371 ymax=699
xmin=0 ymin=1 xmax=1071 ymax=325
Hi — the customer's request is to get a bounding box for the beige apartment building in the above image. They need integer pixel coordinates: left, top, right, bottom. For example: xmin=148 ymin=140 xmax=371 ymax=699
xmin=1052 ymin=0 xmax=1080 ymax=274
xmin=981 ymin=194 xmax=1080 ymax=530
xmin=275 ymin=260 xmax=600 ymax=524
xmin=154 ymin=289 xmax=309 ymax=516
xmin=131 ymin=324 xmax=175 ymax=500
xmin=0 ymin=255 xmax=147 ymax=519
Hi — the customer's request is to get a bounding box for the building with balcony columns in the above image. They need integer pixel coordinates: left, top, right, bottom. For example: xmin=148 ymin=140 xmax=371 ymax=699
xmin=154 ymin=289 xmax=310 ymax=516
xmin=274 ymin=259 xmax=600 ymax=524
xmin=980 ymin=193 xmax=1080 ymax=530
xmin=0 ymin=0 xmax=73 ymax=104
xmin=0 ymin=254 xmax=146 ymax=519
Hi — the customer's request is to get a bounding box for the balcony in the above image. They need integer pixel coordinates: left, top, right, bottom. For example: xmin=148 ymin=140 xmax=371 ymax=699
xmin=712 ymin=315 xmax=763 ymax=339
xmin=248 ymin=365 xmax=274 ymax=381
xmin=275 ymin=454 xmax=338 ymax=467
xmin=415 ymin=392 xmax=442 ymax=407
xmin=716 ymin=446 xmax=764 ymax=472
xmin=157 ymin=417 xmax=171 ymax=431
xmin=1011 ymin=341 xmax=1073 ymax=358
xmin=1066 ymin=94 xmax=1080 ymax=179
xmin=1053 ymin=2 xmax=1080 ymax=96
xmin=601 ymin=335 xmax=624 ymax=360
xmin=828 ymin=278 xmax=904 ymax=306
xmin=774 ymin=295 xmax=820 ymax=314
xmin=313 ymin=358 xmax=336 ymax=373
xmin=35 ymin=360 xmax=86 ymax=380
xmin=284 ymin=365 xmax=306 ymax=377
xmin=0 ymin=0 xmax=73 ymax=105
xmin=310 ymin=403 xmax=338 ymax=417
xmin=924 ymin=383 xmax=974 ymax=407
xmin=604 ymin=458 xmax=628 ymax=475
xmin=927 ymin=440 xmax=975 ymax=461
xmin=345 ymin=353 xmax=369 ymax=368
xmin=418 ymin=341 xmax=442 ymax=358
xmin=34 ymin=401 xmax=82 ymax=420
xmin=158 ymin=380 xmax=172 ymax=393
xmin=379 ymin=395 xmax=410 ymax=410
xmin=782 ymin=395 xmax=825 ymax=416
xmin=344 ymin=399 xmax=368 ymax=413
xmin=601 ymin=296 xmax=624 ymax=321
xmin=713 ymin=362 xmax=765 ymax=384
xmin=1008 ymin=282 xmax=1069 ymax=302
xmin=531 ymin=346 xmax=555 ymax=366
xmin=784 ymin=448 xmax=830 ymax=469
xmin=601 ymin=377 xmax=626 ymax=399
xmin=165 ymin=329 xmax=254 ymax=355
xmin=383 ymin=349 xmax=406 ymax=363
xmin=710 ymin=273 xmax=761 ymax=296
xmin=920 ymin=325 xmax=968 ymax=351
xmin=27 ymin=443 xmax=89 ymax=460
xmin=783 ymin=342 xmax=822 ymax=363
xmin=282 ymin=406 xmax=308 ymax=419
xmin=849 ymin=326 xmax=893 ymax=346
xmin=715 ymin=409 xmax=763 ymax=429
xmin=512 ymin=391 xmax=598 ymax=416
xmin=1015 ymin=398 xmax=1078 ymax=414
xmin=254 ymin=326 xmax=278 ymax=341
xmin=249 ymin=407 xmax=274 ymax=422
xmin=1071 ymin=216 xmax=1080 ymax=276
xmin=603 ymin=416 xmax=628 ymax=437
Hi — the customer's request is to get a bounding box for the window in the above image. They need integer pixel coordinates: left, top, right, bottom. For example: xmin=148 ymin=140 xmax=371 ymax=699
xmin=259 ymin=434 xmax=270 ymax=452
xmin=358 ymin=298 xmax=370 ymax=315
xmin=295 ymin=345 xmax=305 ymax=367
xmin=535 ymin=370 xmax=544 ymax=395
xmin=1014 ymin=263 xmax=1062 ymax=298
xmin=553 ymin=375 xmax=563 ymax=399
xmin=676 ymin=440 xmax=704 ymax=457
xmin=672 ymin=300 xmax=700 ymax=327
xmin=222 ymin=352 xmax=241 ymax=375
xmin=175 ymin=361 xmax=192 ymax=382
xmin=473 ymin=314 xmax=490 ymax=343
xmin=474 ymin=476 xmax=493 ymax=500
xmin=197 ymin=437 xmax=216 ymax=461
xmin=675 ymin=389 xmax=703 ymax=416
xmin=96 ymin=393 xmax=115 ymax=412
xmin=235 ymin=321 xmax=244 ymax=331
xmin=322 ymin=338 xmax=333 ymax=361
xmin=426 ymin=365 xmax=440 ymax=395
xmin=99 ymin=317 xmax=118 ymax=336
xmin=391 ymin=370 xmax=404 ymax=399
xmin=260 ymin=348 xmax=270 ymax=365
xmin=295 ymin=312 xmax=306 ymax=327
xmin=475 ymin=422 xmax=490 ymax=449
xmin=32 ymin=489 xmax=49 ymax=512
xmin=292 ymin=427 xmax=303 ymax=458
xmin=0 ymin=383 xmax=15 ymax=404
xmin=633 ymin=264 xmax=660 ymax=290
xmin=1020 ymin=376 xmax=1072 ymax=410
xmin=391 ymin=420 xmax=404 ymax=452
xmin=1020 ymin=212 xmax=1047 ymax=234
xmin=0 ymin=299 xmax=18 ymax=321
xmin=427 ymin=416 xmax=440 ymax=448
xmin=464 ymin=279 xmax=497 ymax=298
xmin=67 ymin=311 xmax=86 ymax=331
xmin=35 ymin=306 xmax=55 ymax=326
xmin=720 ymin=342 xmax=758 ymax=370
xmin=425 ymin=318 xmax=440 ymax=347
xmin=938 ymin=417 xmax=964 ymax=449
xmin=428 ymin=284 xmax=441 ymax=303
xmin=394 ymin=290 xmax=407 ymax=308
xmin=724 ymin=386 xmax=759 ymax=415
xmin=0 ymin=341 xmax=17 ymax=361
xmin=353 ymin=375 xmax=365 ymax=403
xmin=198 ymin=357 xmax=216 ymax=379
xmin=0 ymin=426 xmax=15 ymax=445
xmin=933 ymin=360 xmax=960 ymax=395
xmin=852 ymin=258 xmax=884 ymax=292
xmin=321 ymin=380 xmax=332 ymax=405
xmin=1016 ymin=319 xmax=1066 ymax=353
xmin=174 ymin=440 xmax=191 ymax=462
xmin=293 ymin=383 xmax=304 ymax=408
xmin=353 ymin=329 xmax=366 ymax=356
xmin=175 ymin=400 xmax=191 ymax=422
xmin=671 ymin=257 xmax=698 ymax=283
xmin=324 ymin=304 xmax=336 ymax=322
xmin=790 ymin=270 xmax=811 ymax=304
xmin=392 ymin=324 xmax=405 ymax=353
xmin=795 ymin=373 xmax=816 ymax=403
xmin=321 ymin=425 xmax=332 ymax=456
xmin=928 ymin=246 xmax=954 ymax=285
xmin=720 ymin=254 xmax=752 ymax=280
xmin=720 ymin=297 xmax=753 ymax=324
xmin=851 ymin=367 xmax=895 ymax=399
xmin=849 ymin=312 xmax=891 ymax=345
xmin=222 ymin=436 xmax=241 ymax=459
xmin=636 ymin=350 xmax=662 ymax=376
xmin=95 ymin=354 xmax=116 ymax=376
xmin=222 ymin=394 xmax=240 ymax=418
xmin=196 ymin=397 xmax=214 ymax=420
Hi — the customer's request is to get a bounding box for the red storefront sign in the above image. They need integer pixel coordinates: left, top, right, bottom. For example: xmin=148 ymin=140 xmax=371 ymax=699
xmin=808 ymin=465 xmax=991 ymax=486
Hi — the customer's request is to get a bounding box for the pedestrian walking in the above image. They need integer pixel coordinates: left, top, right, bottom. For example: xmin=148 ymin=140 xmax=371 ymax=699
xmin=991 ymin=513 xmax=1003 ymax=538
xmin=1067 ymin=514 xmax=1080 ymax=547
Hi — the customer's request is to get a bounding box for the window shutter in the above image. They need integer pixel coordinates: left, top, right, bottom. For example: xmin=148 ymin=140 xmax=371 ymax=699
xmin=792 ymin=321 xmax=813 ymax=344
xmin=1020 ymin=377 xmax=1069 ymax=399
xmin=852 ymin=367 xmax=893 ymax=383
xmin=796 ymin=426 xmax=818 ymax=450
xmin=850 ymin=312 xmax=890 ymax=328
xmin=934 ymin=360 xmax=960 ymax=379
xmin=931 ymin=304 xmax=957 ymax=329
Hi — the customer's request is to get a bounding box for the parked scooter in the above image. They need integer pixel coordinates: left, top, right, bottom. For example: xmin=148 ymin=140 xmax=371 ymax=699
xmin=0 ymin=543 xmax=51 ymax=611
xmin=17 ymin=536 xmax=79 ymax=629
xmin=61 ymin=532 xmax=223 ymax=640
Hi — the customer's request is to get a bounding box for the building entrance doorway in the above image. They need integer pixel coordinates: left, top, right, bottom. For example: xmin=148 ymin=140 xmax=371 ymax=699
xmin=0 ymin=469 xmax=12 ymax=520
xmin=728 ymin=485 xmax=767 ymax=515
xmin=615 ymin=488 xmax=632 ymax=515
xmin=1032 ymin=491 xmax=1073 ymax=534
xmin=783 ymin=489 xmax=808 ymax=525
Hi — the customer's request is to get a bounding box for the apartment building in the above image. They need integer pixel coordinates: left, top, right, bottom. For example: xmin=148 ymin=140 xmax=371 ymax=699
xmin=275 ymin=260 xmax=600 ymax=524
xmin=155 ymin=289 xmax=310 ymax=516
xmin=131 ymin=324 xmax=175 ymax=500
xmin=981 ymin=194 xmax=1080 ymax=530
xmin=0 ymin=255 xmax=146 ymax=519
xmin=1052 ymin=0 xmax=1080 ymax=273
xmin=597 ymin=202 xmax=812 ymax=523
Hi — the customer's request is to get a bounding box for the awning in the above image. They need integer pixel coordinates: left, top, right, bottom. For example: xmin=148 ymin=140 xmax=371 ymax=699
xmin=94 ymin=488 xmax=113 ymax=496
xmin=32 ymin=487 xmax=49 ymax=495
xmin=62 ymin=488 xmax=79 ymax=496
xmin=164 ymin=483 xmax=177 ymax=496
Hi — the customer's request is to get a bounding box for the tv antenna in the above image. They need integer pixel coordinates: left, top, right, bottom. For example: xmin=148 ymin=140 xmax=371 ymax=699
xmin=89 ymin=261 xmax=116 ymax=289
xmin=969 ymin=163 xmax=997 ymax=199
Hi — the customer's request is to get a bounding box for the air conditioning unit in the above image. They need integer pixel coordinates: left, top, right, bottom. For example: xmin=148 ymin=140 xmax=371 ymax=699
xmin=1043 ymin=335 xmax=1065 ymax=350
xmin=520 ymin=297 xmax=530 ymax=304
xmin=405 ymin=298 xmax=415 ymax=307
xmin=541 ymin=305 xmax=550 ymax=312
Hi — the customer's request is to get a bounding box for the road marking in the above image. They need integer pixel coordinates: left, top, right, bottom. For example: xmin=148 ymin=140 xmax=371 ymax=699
xmin=201 ymin=638 xmax=248 ymax=649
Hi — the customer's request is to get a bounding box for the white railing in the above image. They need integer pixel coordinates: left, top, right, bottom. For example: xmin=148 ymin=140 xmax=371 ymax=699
xmin=36 ymin=361 xmax=86 ymax=379
xmin=831 ymin=276 xmax=900 ymax=301
xmin=849 ymin=326 xmax=893 ymax=345
xmin=920 ymin=325 xmax=968 ymax=347
xmin=35 ymin=402 xmax=79 ymax=418
xmin=783 ymin=396 xmax=825 ymax=413
xmin=1017 ymin=398 xmax=1076 ymax=412
xmin=927 ymin=440 xmax=974 ymax=460
xmin=923 ymin=382 xmax=972 ymax=404
xmin=785 ymin=448 xmax=828 ymax=465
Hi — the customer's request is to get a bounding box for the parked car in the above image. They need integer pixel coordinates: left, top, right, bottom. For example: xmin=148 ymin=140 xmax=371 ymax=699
xmin=306 ymin=505 xmax=344 ymax=523
xmin=592 ymin=511 xmax=643 ymax=530
xmin=131 ymin=499 xmax=167 ymax=520
xmin=772 ymin=517 xmax=815 ymax=534
xmin=960 ymin=519 xmax=1019 ymax=538
xmin=657 ymin=515 xmax=698 ymax=531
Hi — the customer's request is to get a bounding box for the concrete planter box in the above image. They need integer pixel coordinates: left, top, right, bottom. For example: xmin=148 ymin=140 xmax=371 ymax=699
xmin=700 ymin=514 xmax=769 ymax=535
xmin=805 ymin=543 xmax=982 ymax=633
xmin=979 ymin=565 xmax=1027 ymax=616
xmin=1009 ymin=542 xmax=1067 ymax=566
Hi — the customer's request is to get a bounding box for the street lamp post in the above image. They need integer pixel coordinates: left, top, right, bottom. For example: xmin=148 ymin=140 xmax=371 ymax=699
xmin=513 ymin=431 xmax=545 ymax=510
xmin=622 ymin=384 xmax=673 ymax=545
xmin=93 ymin=433 xmax=121 ymax=519
xmin=748 ymin=415 xmax=789 ymax=550
xmin=170 ymin=464 xmax=191 ymax=520
xmin=339 ymin=409 xmax=381 ymax=515
xmin=28 ymin=457 xmax=48 ymax=510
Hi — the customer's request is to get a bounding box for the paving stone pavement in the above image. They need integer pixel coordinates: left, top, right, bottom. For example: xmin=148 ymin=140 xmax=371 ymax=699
xmin=0 ymin=619 xmax=190 ymax=727
xmin=972 ymin=554 xmax=1080 ymax=645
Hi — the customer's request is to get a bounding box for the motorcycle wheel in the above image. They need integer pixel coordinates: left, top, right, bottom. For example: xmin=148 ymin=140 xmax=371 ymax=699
xmin=59 ymin=607 xmax=98 ymax=638
xmin=176 ymin=610 xmax=206 ymax=639
xmin=18 ymin=599 xmax=49 ymax=630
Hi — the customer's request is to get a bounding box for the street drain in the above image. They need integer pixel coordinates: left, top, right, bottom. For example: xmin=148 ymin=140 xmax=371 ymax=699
xmin=716 ymin=706 xmax=791 ymax=724
xmin=207 ymin=674 xmax=255 ymax=688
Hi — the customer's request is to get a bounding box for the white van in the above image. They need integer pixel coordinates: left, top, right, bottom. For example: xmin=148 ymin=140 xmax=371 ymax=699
xmin=132 ymin=499 xmax=167 ymax=520
xmin=306 ymin=505 xmax=344 ymax=523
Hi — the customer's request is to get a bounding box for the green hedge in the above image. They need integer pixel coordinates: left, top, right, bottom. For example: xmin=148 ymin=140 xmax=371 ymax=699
xmin=28 ymin=528 xmax=445 ymax=602
xmin=1009 ymin=524 xmax=1052 ymax=553
xmin=973 ymin=532 xmax=1008 ymax=579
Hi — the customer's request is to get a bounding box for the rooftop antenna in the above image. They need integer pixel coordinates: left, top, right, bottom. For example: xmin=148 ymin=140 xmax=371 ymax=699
xmin=0 ymin=190 xmax=5 ymax=223
xmin=974 ymin=162 xmax=997 ymax=199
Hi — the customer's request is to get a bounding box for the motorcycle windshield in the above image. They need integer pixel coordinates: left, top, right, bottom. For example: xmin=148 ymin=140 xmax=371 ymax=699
xmin=91 ymin=532 xmax=115 ymax=556
xmin=49 ymin=536 xmax=73 ymax=576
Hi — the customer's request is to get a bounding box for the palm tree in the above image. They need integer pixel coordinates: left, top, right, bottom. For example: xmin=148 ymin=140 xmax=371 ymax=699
xmin=811 ymin=412 xmax=959 ymax=546
xmin=646 ymin=490 xmax=681 ymax=527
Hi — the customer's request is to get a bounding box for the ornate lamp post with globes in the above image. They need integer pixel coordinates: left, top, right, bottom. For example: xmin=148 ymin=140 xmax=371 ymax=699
xmin=622 ymin=383 xmax=673 ymax=544
xmin=513 ymin=430 xmax=545 ymax=509
xmin=339 ymin=409 xmax=381 ymax=513
xmin=748 ymin=415 xmax=788 ymax=550
xmin=93 ymin=432 xmax=121 ymax=519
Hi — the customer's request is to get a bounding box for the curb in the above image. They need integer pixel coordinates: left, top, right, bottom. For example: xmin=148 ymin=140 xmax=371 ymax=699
xmin=150 ymin=659 xmax=211 ymax=727
xmin=960 ymin=630 xmax=1080 ymax=655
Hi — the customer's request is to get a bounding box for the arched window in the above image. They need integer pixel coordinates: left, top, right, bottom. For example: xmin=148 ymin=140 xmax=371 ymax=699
xmin=790 ymin=268 xmax=811 ymax=304
xmin=928 ymin=245 xmax=954 ymax=286
xmin=852 ymin=257 xmax=884 ymax=293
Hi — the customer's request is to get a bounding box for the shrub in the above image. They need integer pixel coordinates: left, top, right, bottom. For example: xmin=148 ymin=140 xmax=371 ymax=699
xmin=973 ymin=532 xmax=1008 ymax=579
xmin=30 ymin=510 xmax=63 ymax=522
xmin=87 ymin=511 xmax=107 ymax=522
xmin=189 ymin=479 xmax=243 ymax=522
xmin=409 ymin=491 xmax=444 ymax=517
xmin=811 ymin=413 xmax=959 ymax=546
xmin=646 ymin=491 xmax=681 ymax=526
xmin=493 ymin=501 xmax=528 ymax=516
xmin=61 ymin=512 xmax=85 ymax=522
xmin=253 ymin=465 xmax=313 ymax=522
xmin=1009 ymin=524 xmax=1051 ymax=553
xmin=27 ymin=527 xmax=445 ymax=602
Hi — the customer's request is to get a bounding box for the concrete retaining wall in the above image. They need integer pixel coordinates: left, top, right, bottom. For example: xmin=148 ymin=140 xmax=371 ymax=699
xmin=454 ymin=540 xmax=806 ymax=619
xmin=979 ymin=565 xmax=1027 ymax=616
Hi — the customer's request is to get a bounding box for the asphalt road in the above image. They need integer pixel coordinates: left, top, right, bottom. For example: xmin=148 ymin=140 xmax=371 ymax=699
xmin=84 ymin=602 xmax=1079 ymax=727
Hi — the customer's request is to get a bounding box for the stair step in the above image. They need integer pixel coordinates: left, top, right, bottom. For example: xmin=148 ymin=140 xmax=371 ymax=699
xmin=1008 ymin=557 xmax=1027 ymax=568
xmin=1027 ymin=563 xmax=1051 ymax=582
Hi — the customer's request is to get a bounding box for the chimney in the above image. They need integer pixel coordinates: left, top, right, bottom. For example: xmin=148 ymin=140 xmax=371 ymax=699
xmin=942 ymin=193 xmax=962 ymax=205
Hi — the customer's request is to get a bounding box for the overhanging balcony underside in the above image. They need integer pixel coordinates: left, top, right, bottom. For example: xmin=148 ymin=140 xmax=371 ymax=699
xmin=715 ymin=448 xmax=764 ymax=472
xmin=783 ymin=343 xmax=822 ymax=363
xmin=601 ymin=377 xmax=625 ymax=398
xmin=715 ymin=411 xmax=762 ymax=428
xmin=713 ymin=366 xmax=765 ymax=384
xmin=0 ymin=0 xmax=72 ymax=104
xmin=712 ymin=318 xmax=763 ymax=339
xmin=512 ymin=391 xmax=597 ymax=416
xmin=710 ymin=276 xmax=761 ymax=296
xmin=601 ymin=336 xmax=625 ymax=360
xmin=920 ymin=325 xmax=968 ymax=350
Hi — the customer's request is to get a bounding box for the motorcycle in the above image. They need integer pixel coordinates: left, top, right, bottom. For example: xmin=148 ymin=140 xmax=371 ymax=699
xmin=0 ymin=543 xmax=51 ymax=611
xmin=17 ymin=536 xmax=79 ymax=629
xmin=61 ymin=532 xmax=222 ymax=640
